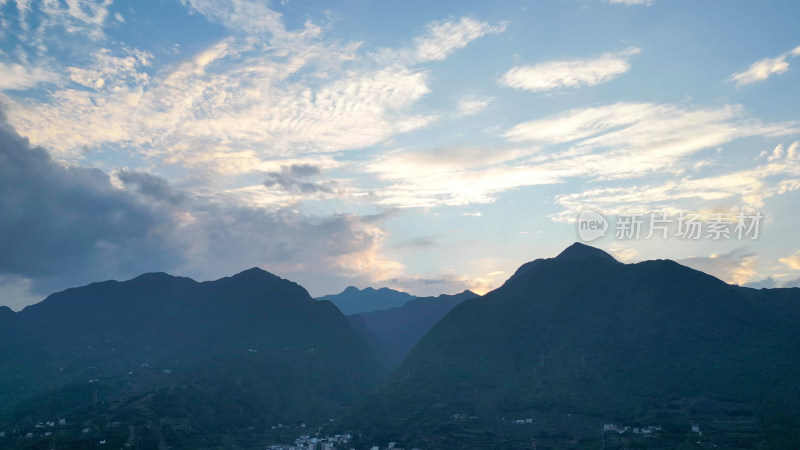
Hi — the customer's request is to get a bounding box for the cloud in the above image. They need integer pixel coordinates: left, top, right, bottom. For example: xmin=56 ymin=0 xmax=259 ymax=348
xmin=0 ymin=62 xmax=60 ymax=91
xmin=263 ymin=164 xmax=335 ymax=194
xmin=382 ymin=272 xmax=495 ymax=296
xmin=0 ymin=0 xmax=113 ymax=42
xmin=0 ymin=111 xmax=406 ymax=305
xmin=501 ymin=47 xmax=640 ymax=93
xmin=117 ymin=169 xmax=187 ymax=205
xmin=679 ymin=249 xmax=758 ymax=285
xmin=0 ymin=274 xmax=42 ymax=312
xmin=394 ymin=236 xmax=437 ymax=249
xmin=779 ymin=250 xmax=800 ymax=270
xmin=456 ymin=97 xmax=492 ymax=116
xmin=67 ymin=48 xmax=152 ymax=90
xmin=413 ymin=17 xmax=507 ymax=63
xmin=743 ymin=277 xmax=779 ymax=289
xmin=552 ymin=140 xmax=800 ymax=221
xmin=180 ymin=0 xmax=287 ymax=36
xmin=2 ymin=16 xmax=454 ymax=162
xmin=730 ymin=44 xmax=800 ymax=86
xmin=367 ymin=103 xmax=798 ymax=209
xmin=0 ymin=110 xmax=182 ymax=294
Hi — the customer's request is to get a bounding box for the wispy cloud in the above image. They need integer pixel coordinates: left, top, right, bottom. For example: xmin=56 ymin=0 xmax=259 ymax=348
xmin=372 ymin=17 xmax=507 ymax=66
xmin=730 ymin=45 xmax=800 ymax=86
xmin=0 ymin=62 xmax=59 ymax=90
xmin=367 ymin=103 xmax=798 ymax=210
xmin=779 ymin=249 xmax=800 ymax=270
xmin=180 ymin=0 xmax=286 ymax=36
xmin=501 ymin=47 xmax=640 ymax=93
xmin=0 ymin=0 xmax=113 ymax=43
xmin=1 ymin=12 xmax=504 ymax=173
xmin=456 ymin=96 xmax=492 ymax=117
xmin=414 ymin=17 xmax=507 ymax=63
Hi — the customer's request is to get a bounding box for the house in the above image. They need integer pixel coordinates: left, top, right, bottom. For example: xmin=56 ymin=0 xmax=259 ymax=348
xmin=691 ymin=425 xmax=702 ymax=435
xmin=58 ymin=418 xmax=66 ymax=425
xmin=0 ymin=431 xmax=5 ymax=438
xmin=26 ymin=432 xmax=33 ymax=438
xmin=82 ymin=427 xmax=91 ymax=433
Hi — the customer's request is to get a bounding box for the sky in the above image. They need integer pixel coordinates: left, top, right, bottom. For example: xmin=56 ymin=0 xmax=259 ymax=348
xmin=1 ymin=0 xmax=800 ymax=310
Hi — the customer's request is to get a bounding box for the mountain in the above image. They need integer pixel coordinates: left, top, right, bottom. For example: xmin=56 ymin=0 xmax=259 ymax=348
xmin=317 ymin=286 xmax=416 ymax=314
xmin=342 ymin=243 xmax=800 ymax=449
xmin=0 ymin=268 xmax=383 ymax=448
xmin=348 ymin=290 xmax=478 ymax=370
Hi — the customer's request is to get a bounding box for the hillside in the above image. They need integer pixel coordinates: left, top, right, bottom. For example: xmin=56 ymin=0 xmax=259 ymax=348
xmin=0 ymin=268 xmax=383 ymax=448
xmin=348 ymin=290 xmax=478 ymax=370
xmin=342 ymin=243 xmax=800 ymax=449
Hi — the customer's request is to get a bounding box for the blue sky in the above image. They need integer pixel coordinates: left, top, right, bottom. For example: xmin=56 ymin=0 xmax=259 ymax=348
xmin=1 ymin=0 xmax=800 ymax=309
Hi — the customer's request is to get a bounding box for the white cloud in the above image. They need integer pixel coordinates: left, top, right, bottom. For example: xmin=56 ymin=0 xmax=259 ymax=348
xmin=501 ymin=47 xmax=640 ymax=93
xmin=0 ymin=0 xmax=113 ymax=41
xmin=1 ymin=12 xmax=505 ymax=171
xmin=67 ymin=48 xmax=152 ymax=89
xmin=679 ymin=250 xmax=758 ymax=285
xmin=456 ymin=97 xmax=492 ymax=116
xmin=730 ymin=56 xmax=790 ymax=86
xmin=730 ymin=44 xmax=800 ymax=86
xmin=0 ymin=62 xmax=59 ymax=90
xmin=414 ymin=17 xmax=507 ymax=63
xmin=374 ymin=17 xmax=507 ymax=66
xmin=2 ymin=32 xmax=434 ymax=162
xmin=779 ymin=250 xmax=800 ymax=270
xmin=180 ymin=0 xmax=286 ymax=36
xmin=366 ymin=103 xmax=799 ymax=209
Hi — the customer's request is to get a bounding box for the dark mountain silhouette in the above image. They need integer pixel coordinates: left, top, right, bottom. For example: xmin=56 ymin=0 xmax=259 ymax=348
xmin=0 ymin=268 xmax=383 ymax=448
xmin=348 ymin=290 xmax=478 ymax=370
xmin=342 ymin=243 xmax=800 ymax=449
xmin=317 ymin=286 xmax=416 ymax=314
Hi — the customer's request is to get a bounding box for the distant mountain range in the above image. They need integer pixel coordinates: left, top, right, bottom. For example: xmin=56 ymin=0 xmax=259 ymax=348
xmin=0 ymin=268 xmax=383 ymax=448
xmin=317 ymin=286 xmax=417 ymax=315
xmin=341 ymin=243 xmax=800 ymax=449
xmin=4 ymin=244 xmax=800 ymax=449
xmin=348 ymin=290 xmax=478 ymax=370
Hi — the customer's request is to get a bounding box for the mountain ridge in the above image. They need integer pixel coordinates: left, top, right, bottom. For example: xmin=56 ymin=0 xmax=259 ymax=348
xmin=342 ymin=243 xmax=800 ymax=449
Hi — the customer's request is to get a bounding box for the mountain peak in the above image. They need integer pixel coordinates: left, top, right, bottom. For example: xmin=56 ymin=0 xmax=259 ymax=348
xmin=233 ymin=266 xmax=279 ymax=278
xmin=555 ymin=242 xmax=617 ymax=263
